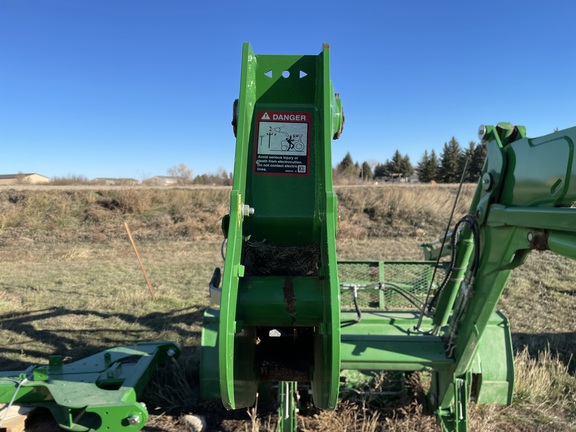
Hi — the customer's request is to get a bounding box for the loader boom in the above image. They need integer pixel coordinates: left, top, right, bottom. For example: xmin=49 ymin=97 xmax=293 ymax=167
xmin=430 ymin=123 xmax=576 ymax=430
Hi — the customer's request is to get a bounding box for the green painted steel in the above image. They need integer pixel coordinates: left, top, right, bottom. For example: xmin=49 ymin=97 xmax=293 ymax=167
xmin=209 ymin=42 xmax=343 ymax=412
xmin=340 ymin=312 xmax=453 ymax=372
xmin=432 ymin=124 xmax=576 ymax=429
xmin=0 ymin=342 xmax=179 ymax=431
xmin=431 ymin=232 xmax=474 ymax=328
xmin=277 ymin=382 xmax=297 ymax=432
xmin=199 ymin=43 xmax=576 ymax=432
xmin=199 ymin=309 xmax=220 ymax=400
xmin=469 ymin=311 xmax=514 ymax=405
xmin=448 ymin=124 xmax=576 ymax=378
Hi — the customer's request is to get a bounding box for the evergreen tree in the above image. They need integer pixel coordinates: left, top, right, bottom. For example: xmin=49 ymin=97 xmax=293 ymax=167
xmin=338 ymin=152 xmax=354 ymax=172
xmin=337 ymin=152 xmax=358 ymax=177
xmin=429 ymin=150 xmax=440 ymax=182
xmin=389 ymin=150 xmax=404 ymax=176
xmin=417 ymin=150 xmax=431 ymax=182
xmin=401 ymin=154 xmax=414 ymax=178
xmin=462 ymin=141 xmax=476 ymax=182
xmin=457 ymin=140 xmax=487 ymax=183
xmin=417 ymin=150 xmax=440 ymax=182
xmin=360 ymin=161 xmax=373 ymax=180
xmin=373 ymin=150 xmax=413 ymax=181
xmin=373 ymin=163 xmax=388 ymax=179
xmin=469 ymin=141 xmax=487 ymax=183
xmin=440 ymin=137 xmax=463 ymax=183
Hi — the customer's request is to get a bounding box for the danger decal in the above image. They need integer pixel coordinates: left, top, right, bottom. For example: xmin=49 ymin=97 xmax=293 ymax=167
xmin=254 ymin=111 xmax=310 ymax=175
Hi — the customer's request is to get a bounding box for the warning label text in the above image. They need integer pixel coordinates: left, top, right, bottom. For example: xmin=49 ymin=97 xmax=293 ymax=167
xmin=254 ymin=111 xmax=310 ymax=175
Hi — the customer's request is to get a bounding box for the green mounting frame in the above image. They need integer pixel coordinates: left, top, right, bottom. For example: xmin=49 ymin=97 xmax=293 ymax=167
xmin=0 ymin=341 xmax=180 ymax=431
xmin=201 ymin=42 xmax=343 ymax=413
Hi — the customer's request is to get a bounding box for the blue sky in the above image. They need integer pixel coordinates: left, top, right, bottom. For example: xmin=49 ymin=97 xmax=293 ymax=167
xmin=1 ymin=1 xmax=575 ymax=180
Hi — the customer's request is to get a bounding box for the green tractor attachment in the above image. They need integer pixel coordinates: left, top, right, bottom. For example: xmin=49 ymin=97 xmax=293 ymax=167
xmin=0 ymin=341 xmax=179 ymax=431
xmin=200 ymin=43 xmax=576 ymax=432
xmin=201 ymin=42 xmax=343 ymax=412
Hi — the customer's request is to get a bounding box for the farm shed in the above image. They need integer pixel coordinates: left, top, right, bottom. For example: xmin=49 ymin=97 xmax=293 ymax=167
xmin=91 ymin=178 xmax=139 ymax=186
xmin=0 ymin=173 xmax=50 ymax=185
xmin=145 ymin=176 xmax=179 ymax=186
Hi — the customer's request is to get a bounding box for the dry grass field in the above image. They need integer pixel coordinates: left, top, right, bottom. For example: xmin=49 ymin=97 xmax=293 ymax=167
xmin=0 ymin=185 xmax=574 ymax=431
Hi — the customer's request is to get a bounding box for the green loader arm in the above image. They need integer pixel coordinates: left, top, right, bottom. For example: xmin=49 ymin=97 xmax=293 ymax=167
xmin=430 ymin=122 xmax=576 ymax=431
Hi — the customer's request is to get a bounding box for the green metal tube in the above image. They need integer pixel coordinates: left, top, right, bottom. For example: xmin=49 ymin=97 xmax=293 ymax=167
xmin=277 ymin=382 xmax=297 ymax=432
xmin=548 ymin=231 xmax=576 ymax=260
xmin=236 ymin=277 xmax=324 ymax=326
xmin=432 ymin=231 xmax=474 ymax=329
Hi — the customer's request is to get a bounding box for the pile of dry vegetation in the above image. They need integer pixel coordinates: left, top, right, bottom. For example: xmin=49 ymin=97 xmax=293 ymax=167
xmin=0 ymin=184 xmax=472 ymax=245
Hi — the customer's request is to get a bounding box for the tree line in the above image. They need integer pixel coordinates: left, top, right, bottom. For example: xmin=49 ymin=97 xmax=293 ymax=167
xmin=166 ymin=163 xmax=232 ymax=185
xmin=335 ymin=137 xmax=486 ymax=183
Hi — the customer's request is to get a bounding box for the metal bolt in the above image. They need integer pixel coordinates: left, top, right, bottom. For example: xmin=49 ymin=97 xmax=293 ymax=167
xmin=527 ymin=232 xmax=534 ymax=242
xmin=167 ymin=348 xmax=176 ymax=358
xmin=127 ymin=415 xmax=140 ymax=425
xmin=481 ymin=173 xmax=493 ymax=192
xmin=242 ymin=204 xmax=255 ymax=216
xmin=478 ymin=124 xmax=487 ymax=140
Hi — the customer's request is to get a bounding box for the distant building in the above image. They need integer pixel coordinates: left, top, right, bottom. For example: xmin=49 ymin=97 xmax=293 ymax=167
xmin=91 ymin=178 xmax=139 ymax=186
xmin=0 ymin=173 xmax=50 ymax=185
xmin=373 ymin=172 xmax=420 ymax=183
xmin=145 ymin=176 xmax=179 ymax=186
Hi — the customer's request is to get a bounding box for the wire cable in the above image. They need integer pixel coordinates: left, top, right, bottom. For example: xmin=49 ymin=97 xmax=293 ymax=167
xmin=416 ymin=160 xmax=469 ymax=332
xmin=427 ymin=214 xmax=480 ymax=312
xmin=340 ymin=281 xmax=426 ymax=327
xmin=0 ymin=376 xmax=29 ymax=429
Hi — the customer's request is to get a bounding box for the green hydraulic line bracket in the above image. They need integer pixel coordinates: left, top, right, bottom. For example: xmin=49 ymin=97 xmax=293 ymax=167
xmin=277 ymin=382 xmax=297 ymax=432
xmin=0 ymin=341 xmax=180 ymax=431
xmin=432 ymin=227 xmax=474 ymax=330
xmin=437 ymin=374 xmax=469 ymax=432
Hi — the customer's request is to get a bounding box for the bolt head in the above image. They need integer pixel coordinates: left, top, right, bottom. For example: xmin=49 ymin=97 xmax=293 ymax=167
xmin=127 ymin=415 xmax=140 ymax=425
xmin=481 ymin=173 xmax=493 ymax=192
xmin=478 ymin=124 xmax=487 ymax=140
xmin=167 ymin=348 xmax=176 ymax=358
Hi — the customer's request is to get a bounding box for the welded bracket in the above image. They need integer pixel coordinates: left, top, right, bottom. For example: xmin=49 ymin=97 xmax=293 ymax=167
xmin=0 ymin=341 xmax=180 ymax=431
xmin=277 ymin=381 xmax=298 ymax=432
xmin=436 ymin=374 xmax=469 ymax=432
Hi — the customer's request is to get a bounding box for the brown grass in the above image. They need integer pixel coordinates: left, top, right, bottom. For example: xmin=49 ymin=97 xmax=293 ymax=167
xmin=0 ymin=185 xmax=470 ymax=245
xmin=0 ymin=185 xmax=574 ymax=431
